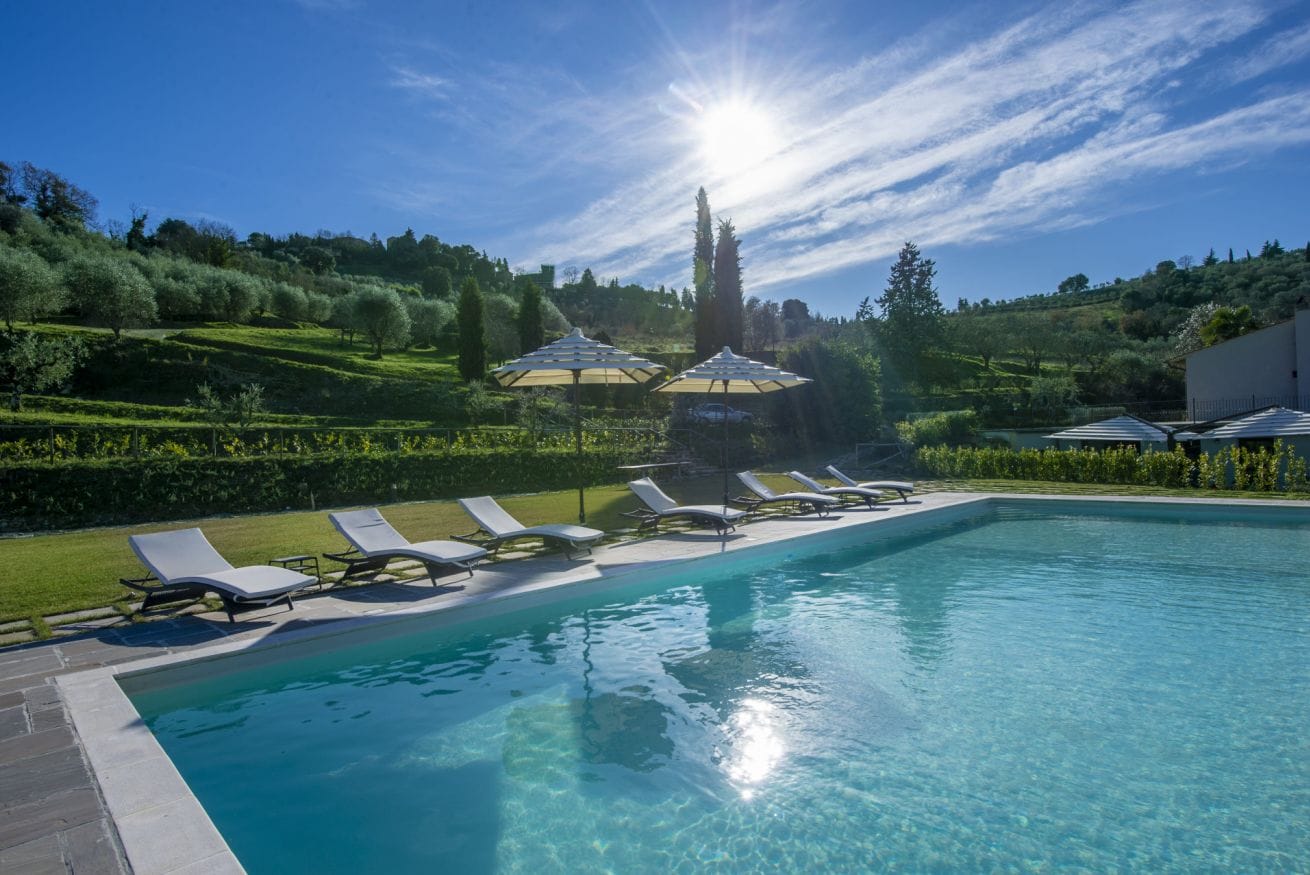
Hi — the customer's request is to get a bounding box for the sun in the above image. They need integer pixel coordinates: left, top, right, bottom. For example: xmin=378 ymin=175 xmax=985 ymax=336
xmin=697 ymin=99 xmax=779 ymax=175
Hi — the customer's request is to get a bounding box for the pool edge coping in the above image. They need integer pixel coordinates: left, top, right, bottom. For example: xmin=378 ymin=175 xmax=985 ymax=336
xmin=54 ymin=491 xmax=1310 ymax=874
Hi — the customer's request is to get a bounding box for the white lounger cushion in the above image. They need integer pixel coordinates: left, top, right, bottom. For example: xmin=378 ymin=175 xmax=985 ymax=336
xmin=329 ymin=509 xmax=487 ymax=565
xmin=736 ymin=471 xmax=838 ymax=505
xmin=788 ymin=471 xmax=882 ymax=501
xmin=826 ymin=466 xmax=914 ymax=493
xmin=458 ymin=497 xmax=603 ymax=545
xmin=627 ymin=478 xmax=746 ymax=522
xmin=129 ymin=529 xmax=314 ymax=599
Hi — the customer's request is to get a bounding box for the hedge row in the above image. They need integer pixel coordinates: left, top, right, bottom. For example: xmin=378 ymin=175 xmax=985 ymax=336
xmin=914 ymin=443 xmax=1310 ymax=491
xmin=0 ymin=425 xmax=663 ymax=462
xmin=0 ymin=447 xmax=644 ymax=531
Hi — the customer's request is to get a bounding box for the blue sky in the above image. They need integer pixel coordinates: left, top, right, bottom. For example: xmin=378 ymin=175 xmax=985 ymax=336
xmin=8 ymin=0 xmax=1310 ymax=315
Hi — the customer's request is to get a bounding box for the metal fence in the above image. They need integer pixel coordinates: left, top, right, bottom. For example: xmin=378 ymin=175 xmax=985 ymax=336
xmin=1186 ymin=395 xmax=1310 ymax=422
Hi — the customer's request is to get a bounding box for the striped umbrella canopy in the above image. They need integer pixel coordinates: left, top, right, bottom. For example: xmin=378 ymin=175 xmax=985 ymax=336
xmin=492 ymin=327 xmax=665 ymax=523
xmin=493 ymin=327 xmax=665 ymax=387
xmin=654 ymin=347 xmax=811 ymax=506
xmin=653 ymin=346 xmax=811 ymax=394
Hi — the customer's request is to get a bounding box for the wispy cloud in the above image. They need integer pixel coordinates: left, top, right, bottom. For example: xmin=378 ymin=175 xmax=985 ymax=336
xmin=389 ymin=65 xmax=448 ymax=99
xmin=1230 ymin=19 xmax=1310 ymax=81
xmin=492 ymin=0 xmax=1309 ymax=299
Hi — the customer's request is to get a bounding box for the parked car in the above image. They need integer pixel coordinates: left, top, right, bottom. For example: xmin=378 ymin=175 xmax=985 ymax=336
xmin=688 ymin=403 xmax=754 ymax=425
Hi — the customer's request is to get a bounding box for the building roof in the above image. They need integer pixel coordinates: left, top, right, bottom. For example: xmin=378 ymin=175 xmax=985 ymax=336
xmin=1046 ymin=415 xmax=1172 ymax=444
xmin=1185 ymin=405 xmax=1310 ymax=439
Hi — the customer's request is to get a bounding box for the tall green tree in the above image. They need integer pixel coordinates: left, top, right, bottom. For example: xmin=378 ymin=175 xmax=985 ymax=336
xmin=0 ymin=245 xmax=63 ymax=330
xmin=1057 ymin=273 xmax=1089 ymax=294
xmin=516 ymin=277 xmax=545 ymax=353
xmin=349 ymin=285 xmax=411 ymax=357
xmin=693 ymin=187 xmax=717 ymax=358
xmin=64 ymin=255 xmax=157 ymax=339
xmin=771 ymin=338 xmax=882 ymax=445
xmin=457 ymin=276 xmax=488 ymax=381
xmin=421 ymin=265 xmax=453 ymax=298
xmin=873 ymin=241 xmax=945 ymax=384
xmin=712 ymin=218 xmax=743 ymax=351
xmin=126 ymin=210 xmax=150 ymax=253
xmin=18 ymin=162 xmax=97 ymax=231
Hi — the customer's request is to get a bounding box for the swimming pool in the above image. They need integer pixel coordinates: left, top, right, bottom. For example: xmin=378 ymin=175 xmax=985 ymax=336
xmin=127 ymin=500 xmax=1310 ymax=872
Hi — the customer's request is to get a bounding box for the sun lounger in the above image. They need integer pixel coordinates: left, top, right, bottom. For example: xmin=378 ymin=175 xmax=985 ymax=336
xmin=625 ymin=477 xmax=747 ymax=535
xmin=787 ymin=471 xmax=882 ymax=508
xmin=125 ymin=528 xmax=316 ymax=623
xmin=327 ymin=508 xmax=487 ymax=584
xmin=825 ymin=465 xmax=916 ymax=502
xmin=735 ymin=471 xmax=838 ymax=516
xmin=455 ymin=496 xmax=603 ymax=558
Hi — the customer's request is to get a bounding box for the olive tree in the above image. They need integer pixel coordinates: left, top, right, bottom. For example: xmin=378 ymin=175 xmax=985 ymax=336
xmin=404 ymin=296 xmax=454 ymax=348
xmin=0 ymin=331 xmax=84 ymax=411
xmin=349 ymin=285 xmax=411 ymax=357
xmin=0 ymin=245 xmax=64 ymax=329
xmin=64 ymin=255 xmax=156 ymax=338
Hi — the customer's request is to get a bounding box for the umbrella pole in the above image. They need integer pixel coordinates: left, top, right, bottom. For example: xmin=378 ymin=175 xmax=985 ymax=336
xmin=574 ymin=370 xmax=585 ymax=524
xmin=722 ymin=380 xmax=730 ymax=510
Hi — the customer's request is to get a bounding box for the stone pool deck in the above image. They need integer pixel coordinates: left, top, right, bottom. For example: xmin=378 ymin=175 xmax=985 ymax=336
xmin=7 ymin=490 xmax=1298 ymax=874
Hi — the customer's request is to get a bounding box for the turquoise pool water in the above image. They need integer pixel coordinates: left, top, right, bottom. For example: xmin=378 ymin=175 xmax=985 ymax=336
xmin=131 ymin=502 xmax=1310 ymax=872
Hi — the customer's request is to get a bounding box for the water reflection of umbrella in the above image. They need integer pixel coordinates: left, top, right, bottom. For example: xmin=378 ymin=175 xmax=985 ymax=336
xmin=654 ymin=347 xmax=810 ymax=508
xmin=492 ymin=327 xmax=665 ymax=524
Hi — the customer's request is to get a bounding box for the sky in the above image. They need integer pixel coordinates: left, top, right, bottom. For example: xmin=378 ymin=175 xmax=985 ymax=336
xmin=7 ymin=0 xmax=1310 ymax=316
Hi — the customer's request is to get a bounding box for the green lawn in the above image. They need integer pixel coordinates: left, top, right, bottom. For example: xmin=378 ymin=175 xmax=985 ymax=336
xmin=0 ymin=475 xmax=742 ymax=624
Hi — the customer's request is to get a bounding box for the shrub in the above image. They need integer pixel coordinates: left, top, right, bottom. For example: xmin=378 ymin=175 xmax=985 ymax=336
xmin=913 ymin=442 xmax=1310 ymax=492
xmin=896 ymin=410 xmax=979 ymax=448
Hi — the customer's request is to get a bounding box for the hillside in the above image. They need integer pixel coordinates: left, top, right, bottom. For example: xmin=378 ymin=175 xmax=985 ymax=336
xmin=11 ymin=323 xmax=469 ymax=427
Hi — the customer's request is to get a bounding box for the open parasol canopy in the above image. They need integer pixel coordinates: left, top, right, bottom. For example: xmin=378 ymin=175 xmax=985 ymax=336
xmin=492 ymin=327 xmax=665 ymax=523
xmin=654 ymin=347 xmax=810 ymax=507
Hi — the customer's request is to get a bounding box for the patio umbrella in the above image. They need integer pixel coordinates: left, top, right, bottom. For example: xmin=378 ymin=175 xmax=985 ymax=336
xmin=492 ymin=327 xmax=665 ymax=524
xmin=653 ymin=346 xmax=811 ymax=508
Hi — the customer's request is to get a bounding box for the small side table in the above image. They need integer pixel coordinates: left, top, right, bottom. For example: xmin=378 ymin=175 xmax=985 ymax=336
xmin=270 ymin=554 xmax=322 ymax=589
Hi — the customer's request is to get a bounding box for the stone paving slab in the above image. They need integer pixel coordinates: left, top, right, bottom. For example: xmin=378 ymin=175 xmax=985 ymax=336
xmin=0 ymin=725 xmax=75 ymax=763
xmin=0 ymin=704 xmax=28 ymax=740
xmin=0 ymin=834 xmax=66 ymax=875
xmin=0 ymin=786 xmax=104 ymax=852
xmin=64 ymin=818 xmax=125 ymax=875
xmin=46 ymin=608 xmax=122 ymax=626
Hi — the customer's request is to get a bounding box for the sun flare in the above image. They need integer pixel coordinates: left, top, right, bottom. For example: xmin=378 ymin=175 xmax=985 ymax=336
xmin=697 ymin=99 xmax=779 ymax=174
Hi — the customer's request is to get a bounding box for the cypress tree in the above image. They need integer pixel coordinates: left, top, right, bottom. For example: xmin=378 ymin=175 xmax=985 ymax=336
xmin=516 ymin=277 xmax=545 ymax=353
xmin=712 ymin=219 xmax=744 ymax=352
xmin=693 ymin=187 xmax=717 ymax=359
xmin=457 ymin=276 xmax=487 ymax=381
xmin=1228 ymin=248 xmax=1234 ymax=263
